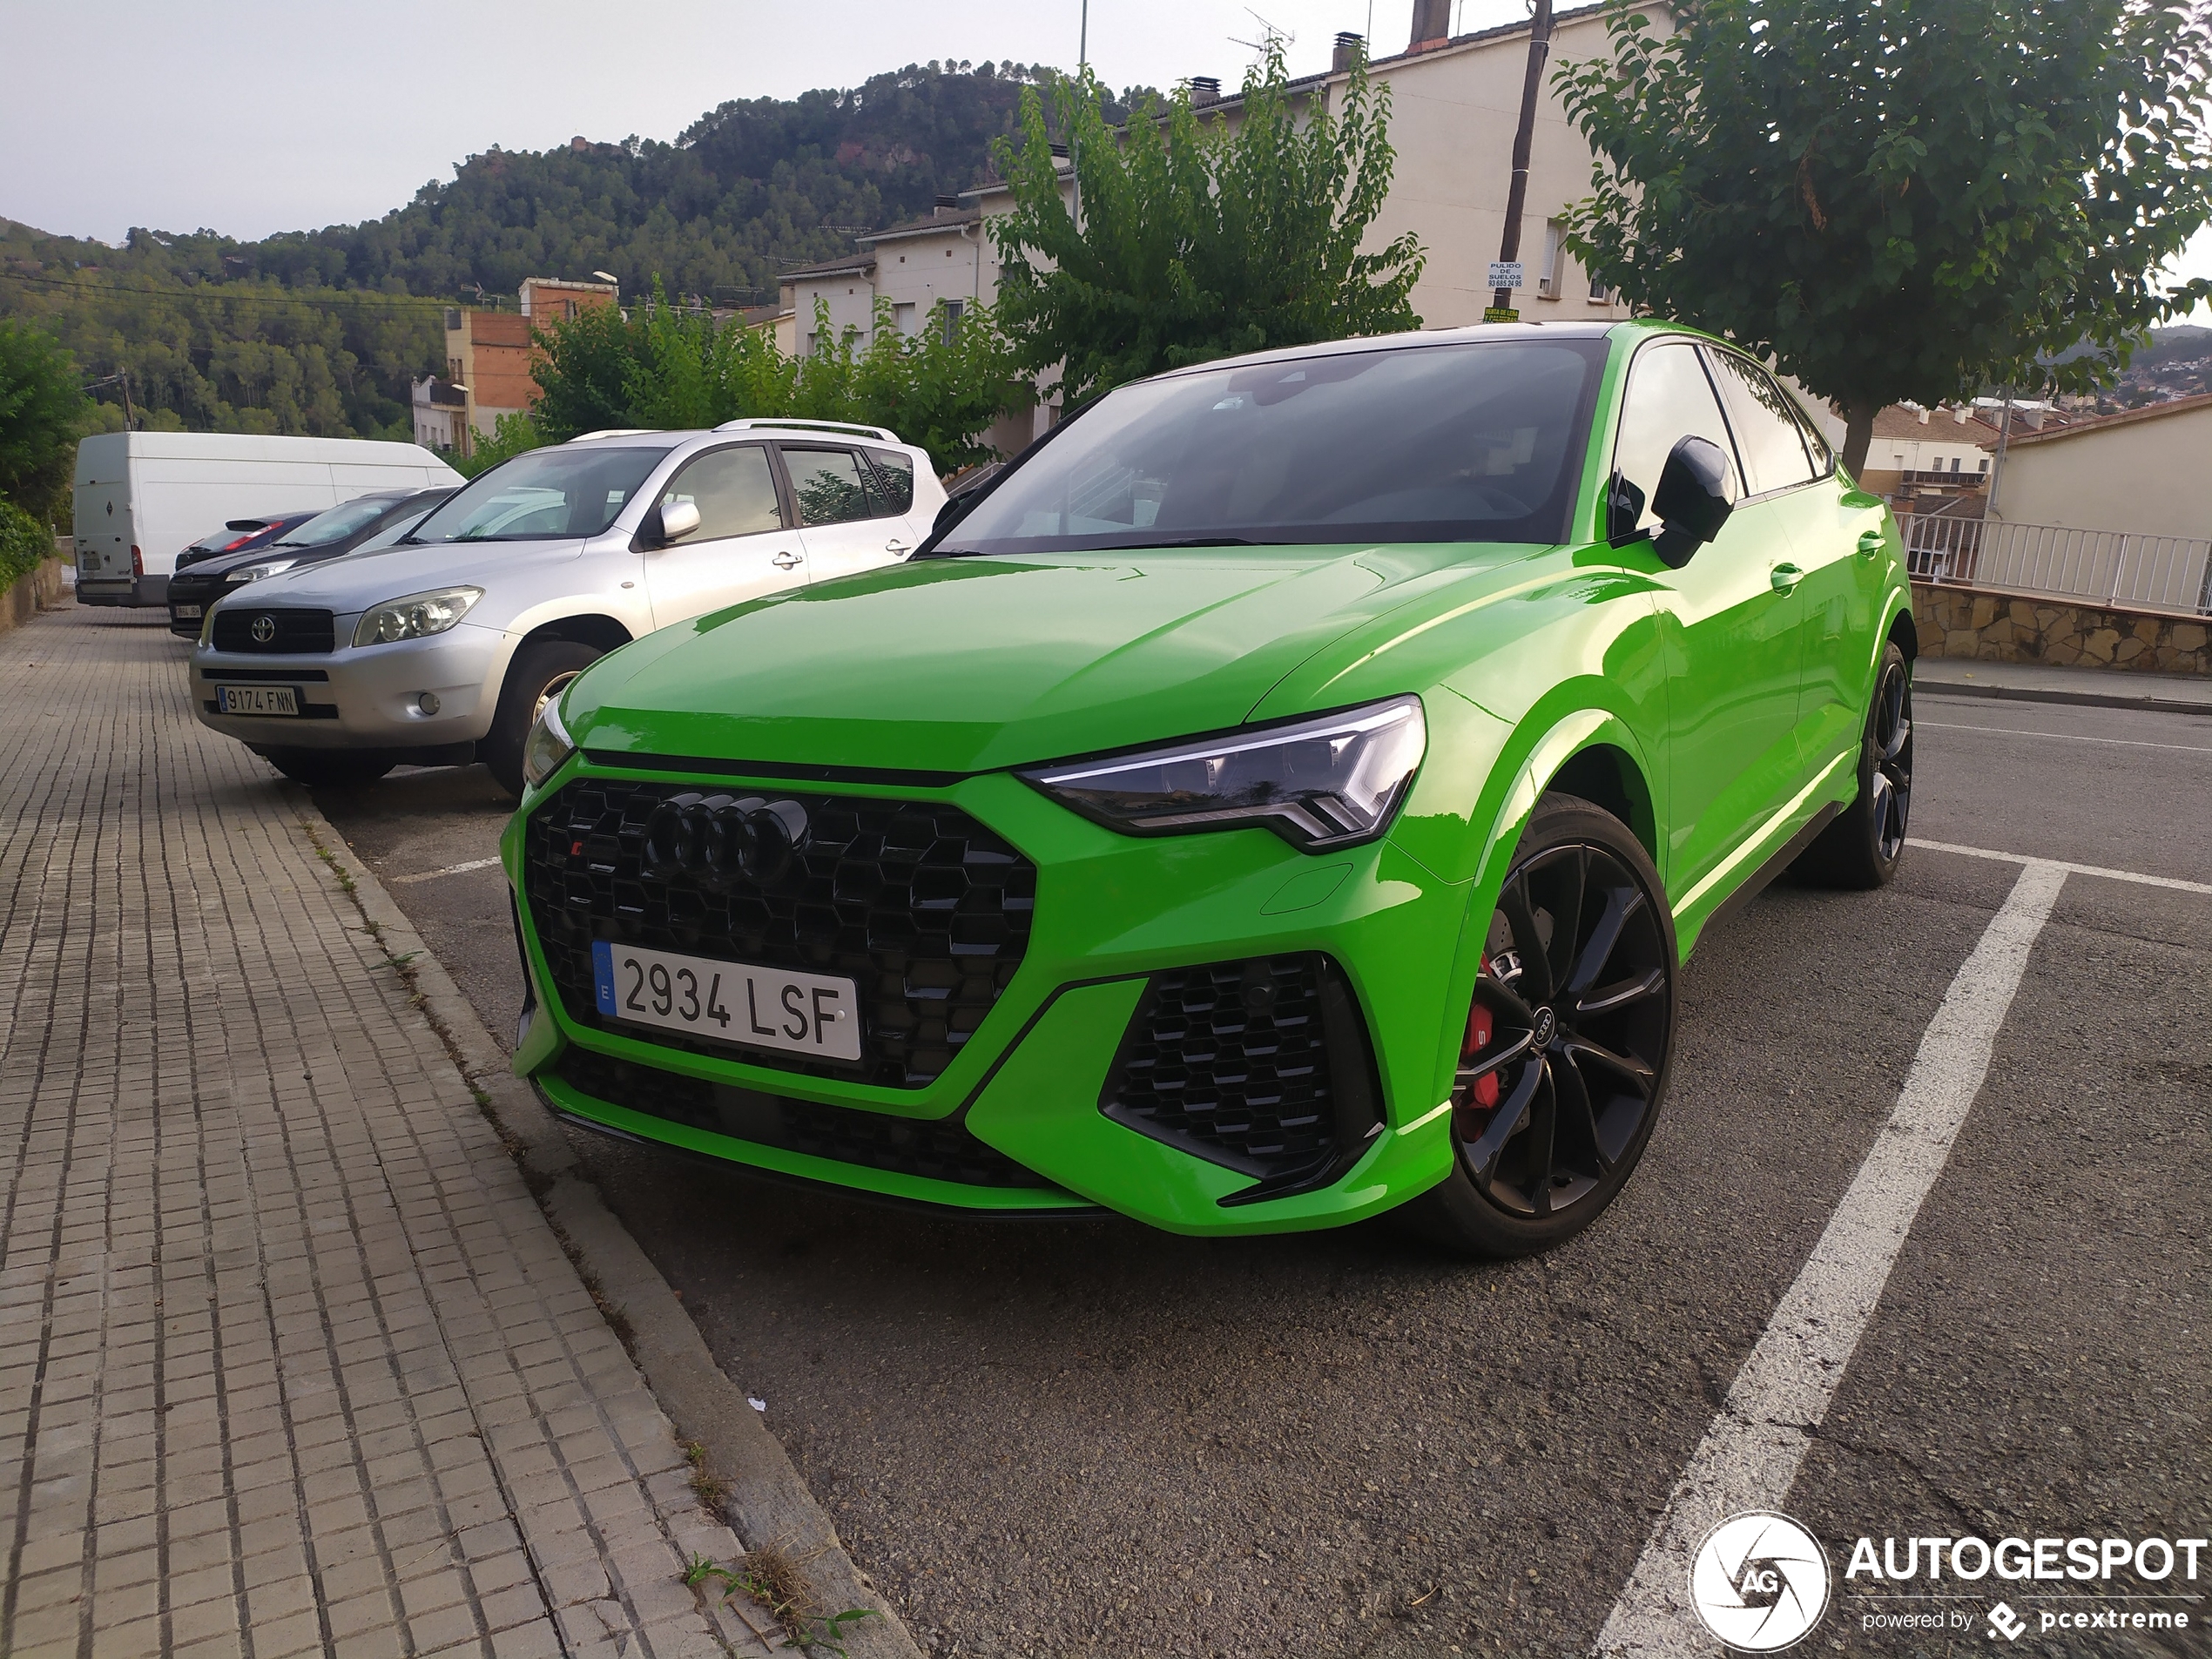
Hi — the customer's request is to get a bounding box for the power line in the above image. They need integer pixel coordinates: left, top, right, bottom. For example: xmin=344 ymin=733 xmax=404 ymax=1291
xmin=0 ymin=268 xmax=451 ymax=314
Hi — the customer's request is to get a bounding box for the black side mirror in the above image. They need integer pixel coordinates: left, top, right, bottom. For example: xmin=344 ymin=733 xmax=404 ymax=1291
xmin=1649 ymin=435 xmax=1735 ymax=567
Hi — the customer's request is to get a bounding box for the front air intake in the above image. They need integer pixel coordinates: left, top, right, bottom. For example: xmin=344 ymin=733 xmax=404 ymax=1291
xmin=1100 ymin=953 xmax=1383 ymax=1204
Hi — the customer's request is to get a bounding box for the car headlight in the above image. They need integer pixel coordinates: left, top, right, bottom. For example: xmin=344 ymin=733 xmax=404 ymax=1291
xmin=353 ymin=586 xmax=483 ymax=648
xmin=1019 ymin=695 xmax=1426 ymax=851
xmin=521 ymin=695 xmax=576 ymax=792
xmin=232 ymin=557 xmax=298 ymax=583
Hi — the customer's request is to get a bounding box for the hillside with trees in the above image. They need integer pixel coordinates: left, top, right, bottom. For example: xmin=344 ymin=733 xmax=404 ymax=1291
xmin=0 ymin=60 xmax=1117 ymax=440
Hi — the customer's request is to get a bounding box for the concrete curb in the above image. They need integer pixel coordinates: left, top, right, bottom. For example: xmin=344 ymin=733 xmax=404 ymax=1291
xmin=1913 ymin=672 xmax=2212 ymax=718
xmin=291 ymin=793 xmax=923 ymax=1659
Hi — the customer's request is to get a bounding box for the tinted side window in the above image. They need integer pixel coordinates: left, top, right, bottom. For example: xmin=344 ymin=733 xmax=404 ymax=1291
xmin=1611 ymin=343 xmax=1739 ymax=535
xmin=659 ymin=445 xmax=783 ymax=539
xmin=1788 ymin=397 xmax=1834 ymax=476
xmin=1704 ymin=349 xmax=1817 ymax=495
xmin=861 ymin=447 xmax=914 ymax=515
xmin=781 ymin=447 xmax=877 ymax=526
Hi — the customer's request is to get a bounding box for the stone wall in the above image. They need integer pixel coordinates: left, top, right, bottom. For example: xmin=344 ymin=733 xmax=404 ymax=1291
xmin=1911 ymin=582 xmax=2210 ymax=676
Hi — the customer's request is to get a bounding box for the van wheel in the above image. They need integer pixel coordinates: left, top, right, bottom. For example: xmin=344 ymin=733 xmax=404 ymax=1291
xmin=484 ymin=640 xmax=601 ymax=796
xmin=267 ymin=750 xmax=397 ymax=789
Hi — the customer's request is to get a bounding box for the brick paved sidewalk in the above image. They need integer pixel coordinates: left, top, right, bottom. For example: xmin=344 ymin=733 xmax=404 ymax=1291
xmin=1 ymin=608 xmax=777 ymax=1657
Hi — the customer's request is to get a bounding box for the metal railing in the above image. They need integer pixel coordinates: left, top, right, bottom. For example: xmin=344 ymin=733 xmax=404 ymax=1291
xmin=1901 ymin=515 xmax=2212 ymax=617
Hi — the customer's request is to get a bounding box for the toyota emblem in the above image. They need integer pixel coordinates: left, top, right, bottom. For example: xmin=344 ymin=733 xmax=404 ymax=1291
xmin=249 ymin=615 xmax=276 ymax=644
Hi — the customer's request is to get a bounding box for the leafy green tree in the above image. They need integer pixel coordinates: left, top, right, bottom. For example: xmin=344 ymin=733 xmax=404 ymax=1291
xmin=0 ymin=319 xmax=91 ymax=521
xmin=528 ymin=288 xmax=1022 ymax=472
xmin=453 ymin=412 xmax=545 ymax=477
xmin=1555 ymin=0 xmax=2212 ymax=473
xmin=989 ymin=44 xmax=1424 ymax=402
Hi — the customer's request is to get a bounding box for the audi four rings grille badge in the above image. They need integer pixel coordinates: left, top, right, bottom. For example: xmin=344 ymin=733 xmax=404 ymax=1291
xmin=637 ymin=793 xmax=812 ymax=887
xmin=249 ymin=615 xmax=277 ymax=644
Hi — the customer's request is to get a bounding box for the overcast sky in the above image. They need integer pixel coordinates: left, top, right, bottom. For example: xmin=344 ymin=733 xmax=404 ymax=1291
xmin=3 ymin=0 xmax=2205 ymax=317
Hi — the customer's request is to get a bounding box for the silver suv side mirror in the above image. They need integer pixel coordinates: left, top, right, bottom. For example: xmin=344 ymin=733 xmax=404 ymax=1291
xmin=652 ymin=499 xmax=702 ymax=544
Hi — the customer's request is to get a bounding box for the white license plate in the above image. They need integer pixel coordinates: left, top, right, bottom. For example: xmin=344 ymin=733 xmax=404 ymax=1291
xmin=591 ymin=940 xmax=861 ymax=1062
xmin=174 ymin=604 xmax=203 ymax=619
xmin=216 ymin=685 xmax=300 ymax=716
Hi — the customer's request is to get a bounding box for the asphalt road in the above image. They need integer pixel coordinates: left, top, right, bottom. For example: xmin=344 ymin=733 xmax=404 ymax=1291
xmin=307 ymin=678 xmax=2212 ymax=1659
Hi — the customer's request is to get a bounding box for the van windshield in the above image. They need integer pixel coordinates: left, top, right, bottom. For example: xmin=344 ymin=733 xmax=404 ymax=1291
xmin=934 ymin=339 xmax=1606 ymax=554
xmin=406 ymin=444 xmax=675 ymax=543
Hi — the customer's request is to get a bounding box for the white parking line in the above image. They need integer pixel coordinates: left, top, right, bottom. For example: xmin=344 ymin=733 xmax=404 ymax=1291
xmin=1918 ymin=719 xmax=2212 ymax=755
xmin=1594 ymin=859 xmax=2069 ymax=1656
xmin=388 ymin=856 xmax=502 ymax=886
xmin=1911 ymin=838 xmax=2212 ymax=896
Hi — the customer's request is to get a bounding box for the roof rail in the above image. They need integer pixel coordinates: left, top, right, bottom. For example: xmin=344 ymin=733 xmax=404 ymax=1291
xmin=711 ymin=417 xmax=901 ymax=443
xmin=567 ymin=428 xmax=664 ymax=442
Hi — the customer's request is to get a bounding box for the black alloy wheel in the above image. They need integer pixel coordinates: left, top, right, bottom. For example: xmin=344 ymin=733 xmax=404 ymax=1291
xmin=483 ymin=639 xmax=604 ymax=797
xmin=1400 ymin=794 xmax=1676 ymax=1258
xmin=1794 ymin=639 xmax=1913 ymax=889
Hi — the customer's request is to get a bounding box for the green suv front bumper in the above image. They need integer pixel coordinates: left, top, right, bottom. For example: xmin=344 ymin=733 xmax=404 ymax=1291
xmin=505 ymin=755 xmax=1475 ymax=1236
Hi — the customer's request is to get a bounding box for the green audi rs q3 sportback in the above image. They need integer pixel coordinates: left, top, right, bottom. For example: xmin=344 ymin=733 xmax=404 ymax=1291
xmin=503 ymin=320 xmax=1915 ymax=1256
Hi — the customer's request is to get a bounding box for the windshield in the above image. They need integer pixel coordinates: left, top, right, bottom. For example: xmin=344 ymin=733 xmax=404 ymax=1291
xmin=270 ymin=496 xmax=401 ymax=548
xmin=405 ymin=444 xmax=674 ymax=543
xmin=350 ymin=501 xmax=443 ymax=553
xmin=938 ymin=339 xmax=1606 ymax=554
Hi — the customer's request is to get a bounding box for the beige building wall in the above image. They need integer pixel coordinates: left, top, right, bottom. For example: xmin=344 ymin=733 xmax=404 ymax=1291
xmin=1349 ymin=10 xmax=1632 ymax=327
xmin=1994 ymin=400 xmax=2212 ymax=539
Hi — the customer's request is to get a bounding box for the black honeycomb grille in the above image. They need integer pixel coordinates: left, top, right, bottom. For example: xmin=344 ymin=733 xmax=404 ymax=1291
xmin=523 ymin=777 xmax=1035 ymax=1088
xmin=555 ymin=1047 xmax=1049 ymax=1190
xmin=1101 ymin=954 xmax=1379 ymax=1194
xmin=210 ymin=607 xmax=335 ymax=653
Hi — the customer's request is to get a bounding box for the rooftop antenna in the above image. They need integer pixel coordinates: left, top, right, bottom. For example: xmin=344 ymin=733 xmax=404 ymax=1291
xmin=1230 ymin=7 xmax=1293 ymax=51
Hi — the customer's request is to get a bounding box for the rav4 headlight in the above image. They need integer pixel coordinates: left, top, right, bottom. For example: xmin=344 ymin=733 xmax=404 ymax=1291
xmin=353 ymin=586 xmax=483 ymax=647
xmin=1020 ymin=696 xmax=1426 ymax=851
xmin=521 ymin=695 xmax=576 ymax=792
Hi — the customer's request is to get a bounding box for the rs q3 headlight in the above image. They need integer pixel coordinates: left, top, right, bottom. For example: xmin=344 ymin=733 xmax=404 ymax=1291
xmin=353 ymin=586 xmax=483 ymax=648
xmin=521 ymin=696 xmax=576 ymax=792
xmin=1019 ymin=695 xmax=1426 ymax=851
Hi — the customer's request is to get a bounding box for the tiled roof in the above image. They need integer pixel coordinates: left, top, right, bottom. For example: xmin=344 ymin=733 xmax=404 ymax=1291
xmin=777 ymin=251 xmax=875 ymax=282
xmin=860 ymin=208 xmax=981 ymax=242
xmin=2002 ymin=390 xmax=2212 ymax=447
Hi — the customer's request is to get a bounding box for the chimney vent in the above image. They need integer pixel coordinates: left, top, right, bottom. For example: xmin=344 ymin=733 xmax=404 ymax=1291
xmin=1189 ymin=75 xmax=1222 ymax=105
xmin=1332 ymin=31 xmax=1365 ymax=71
xmin=1049 ymin=141 xmax=1069 ymax=159
xmin=934 ymin=194 xmax=961 ymax=214
xmin=1409 ymin=0 xmax=1452 ymax=51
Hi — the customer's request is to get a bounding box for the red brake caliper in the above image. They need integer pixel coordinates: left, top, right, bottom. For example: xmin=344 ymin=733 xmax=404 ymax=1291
xmin=1462 ymin=954 xmax=1500 ymax=1109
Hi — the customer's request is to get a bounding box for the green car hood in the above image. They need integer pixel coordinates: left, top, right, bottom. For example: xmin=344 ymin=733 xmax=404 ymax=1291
xmin=567 ymin=545 xmax=1542 ymax=775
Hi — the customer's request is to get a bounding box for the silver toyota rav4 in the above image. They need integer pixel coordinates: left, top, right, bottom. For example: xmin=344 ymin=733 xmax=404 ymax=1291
xmin=192 ymin=421 xmax=945 ymax=793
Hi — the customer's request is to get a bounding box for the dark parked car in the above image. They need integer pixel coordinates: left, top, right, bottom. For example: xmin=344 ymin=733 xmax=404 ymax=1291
xmin=168 ymin=489 xmax=453 ymax=637
xmin=172 ymin=513 xmax=319 ymax=576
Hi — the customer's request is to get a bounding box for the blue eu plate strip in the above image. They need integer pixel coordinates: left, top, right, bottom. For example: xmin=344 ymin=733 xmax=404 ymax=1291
xmin=590 ymin=941 xmax=617 ymax=1014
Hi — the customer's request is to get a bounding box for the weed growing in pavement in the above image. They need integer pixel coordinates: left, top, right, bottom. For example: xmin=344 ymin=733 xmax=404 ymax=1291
xmin=685 ymin=1440 xmax=732 ymax=1507
xmin=684 ymin=1548 xmax=879 ymax=1656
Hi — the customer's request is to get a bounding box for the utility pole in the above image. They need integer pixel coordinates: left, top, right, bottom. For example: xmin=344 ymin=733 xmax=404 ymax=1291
xmin=1490 ymin=0 xmax=1554 ymax=320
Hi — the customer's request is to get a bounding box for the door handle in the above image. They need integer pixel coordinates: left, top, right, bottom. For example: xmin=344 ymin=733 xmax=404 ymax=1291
xmin=1856 ymin=529 xmax=1885 ymax=558
xmin=1769 ymin=563 xmax=1804 ymax=593
xmin=772 ymin=551 xmax=801 ymax=570
xmin=884 ymin=538 xmax=913 ymax=556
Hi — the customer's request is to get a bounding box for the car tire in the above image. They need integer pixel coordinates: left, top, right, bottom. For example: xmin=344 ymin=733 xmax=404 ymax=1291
xmin=483 ymin=639 xmax=601 ymax=797
xmin=266 ymin=749 xmax=397 ymax=789
xmin=1792 ymin=640 xmax=1913 ymax=890
xmin=1398 ymin=792 xmax=1677 ymax=1259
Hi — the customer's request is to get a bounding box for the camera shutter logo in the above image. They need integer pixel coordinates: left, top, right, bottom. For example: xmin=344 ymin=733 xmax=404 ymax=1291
xmin=249 ymin=615 xmax=276 ymax=644
xmin=1688 ymin=1512 xmax=1831 ymax=1651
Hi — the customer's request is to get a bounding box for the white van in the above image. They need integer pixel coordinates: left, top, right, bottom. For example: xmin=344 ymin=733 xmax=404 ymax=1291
xmin=73 ymin=432 xmax=463 ymax=607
